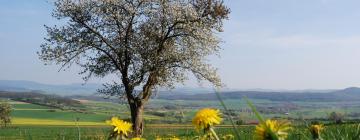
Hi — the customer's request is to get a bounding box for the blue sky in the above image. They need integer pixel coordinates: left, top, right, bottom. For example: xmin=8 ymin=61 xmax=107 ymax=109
xmin=2 ymin=0 xmax=360 ymax=89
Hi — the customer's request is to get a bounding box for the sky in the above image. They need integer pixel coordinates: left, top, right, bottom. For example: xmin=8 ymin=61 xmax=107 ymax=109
xmin=2 ymin=0 xmax=360 ymax=90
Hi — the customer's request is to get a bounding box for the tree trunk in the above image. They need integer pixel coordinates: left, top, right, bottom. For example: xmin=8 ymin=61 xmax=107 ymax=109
xmin=129 ymin=100 xmax=144 ymax=137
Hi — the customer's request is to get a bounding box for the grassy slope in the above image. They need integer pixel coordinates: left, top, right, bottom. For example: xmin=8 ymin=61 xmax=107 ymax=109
xmin=10 ymin=101 xmax=108 ymax=125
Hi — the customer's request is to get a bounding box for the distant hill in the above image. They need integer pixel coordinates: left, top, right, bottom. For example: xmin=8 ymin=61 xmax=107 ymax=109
xmin=334 ymin=87 xmax=360 ymax=94
xmin=0 ymin=80 xmax=101 ymax=95
xmin=0 ymin=80 xmax=217 ymax=96
xmin=2 ymin=80 xmax=360 ymax=102
xmin=158 ymin=87 xmax=360 ymax=102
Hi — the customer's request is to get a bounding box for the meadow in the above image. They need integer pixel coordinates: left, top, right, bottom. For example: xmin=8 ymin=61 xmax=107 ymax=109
xmin=1 ymin=124 xmax=359 ymax=140
xmin=1 ymin=98 xmax=360 ymax=139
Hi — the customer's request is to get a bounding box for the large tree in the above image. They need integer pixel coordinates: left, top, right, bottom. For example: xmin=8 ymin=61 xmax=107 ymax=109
xmin=39 ymin=0 xmax=229 ymax=136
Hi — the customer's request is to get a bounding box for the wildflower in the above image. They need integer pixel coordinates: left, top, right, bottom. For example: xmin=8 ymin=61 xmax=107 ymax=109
xmin=254 ymin=119 xmax=291 ymax=140
xmin=310 ymin=124 xmax=324 ymax=140
xmin=192 ymin=108 xmax=222 ymax=140
xmin=192 ymin=108 xmax=222 ymax=131
xmin=106 ymin=117 xmax=132 ymax=136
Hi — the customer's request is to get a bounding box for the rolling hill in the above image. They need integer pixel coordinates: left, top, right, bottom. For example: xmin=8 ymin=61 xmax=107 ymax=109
xmin=2 ymin=80 xmax=360 ymax=102
xmin=0 ymin=80 xmax=101 ymax=95
xmin=158 ymin=87 xmax=360 ymax=102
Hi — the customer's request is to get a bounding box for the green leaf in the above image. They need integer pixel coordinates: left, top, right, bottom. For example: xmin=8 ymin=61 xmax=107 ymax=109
xmin=245 ymin=97 xmax=279 ymax=140
xmin=214 ymin=89 xmax=241 ymax=140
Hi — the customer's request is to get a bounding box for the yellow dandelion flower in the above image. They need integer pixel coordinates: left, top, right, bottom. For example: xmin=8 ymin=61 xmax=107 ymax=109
xmin=192 ymin=108 xmax=222 ymax=131
xmin=310 ymin=124 xmax=324 ymax=139
xmin=254 ymin=119 xmax=291 ymax=140
xmin=106 ymin=117 xmax=132 ymax=136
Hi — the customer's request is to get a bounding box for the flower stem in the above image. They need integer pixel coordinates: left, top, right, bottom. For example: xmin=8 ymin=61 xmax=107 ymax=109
xmin=115 ymin=134 xmax=121 ymax=140
xmin=209 ymin=127 xmax=220 ymax=140
xmin=214 ymin=89 xmax=241 ymax=139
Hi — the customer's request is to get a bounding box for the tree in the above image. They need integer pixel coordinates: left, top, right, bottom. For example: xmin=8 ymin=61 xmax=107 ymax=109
xmin=0 ymin=101 xmax=11 ymax=127
xmin=38 ymin=0 xmax=229 ymax=136
xmin=329 ymin=112 xmax=344 ymax=124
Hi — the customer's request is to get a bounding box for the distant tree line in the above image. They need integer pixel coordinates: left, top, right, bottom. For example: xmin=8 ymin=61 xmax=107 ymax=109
xmin=158 ymin=91 xmax=360 ymax=102
xmin=0 ymin=91 xmax=81 ymax=109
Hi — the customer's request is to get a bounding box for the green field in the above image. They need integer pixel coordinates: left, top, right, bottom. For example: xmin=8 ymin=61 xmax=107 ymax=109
xmin=9 ymin=101 xmax=107 ymax=125
xmin=1 ymin=99 xmax=360 ymax=139
xmin=8 ymin=100 xmax=165 ymax=125
xmin=7 ymin=98 xmax=360 ymax=125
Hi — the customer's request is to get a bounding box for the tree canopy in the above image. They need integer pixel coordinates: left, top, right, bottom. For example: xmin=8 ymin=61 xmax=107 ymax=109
xmin=39 ymin=0 xmax=229 ymax=136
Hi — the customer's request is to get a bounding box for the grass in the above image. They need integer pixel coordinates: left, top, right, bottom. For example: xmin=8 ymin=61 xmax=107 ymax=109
xmin=0 ymin=126 xmax=109 ymax=140
xmin=12 ymin=110 xmax=108 ymax=122
xmin=9 ymin=100 xmax=113 ymax=124
xmin=8 ymin=99 xmax=360 ymax=125
xmin=1 ymin=124 xmax=359 ymax=139
xmin=3 ymin=99 xmax=360 ymax=139
xmin=11 ymin=103 xmax=52 ymax=110
xmin=4 ymin=99 xmax=358 ymax=126
xmin=12 ymin=110 xmax=109 ymax=122
xmin=11 ymin=118 xmax=105 ymax=125
xmin=0 ymin=125 xmax=251 ymax=140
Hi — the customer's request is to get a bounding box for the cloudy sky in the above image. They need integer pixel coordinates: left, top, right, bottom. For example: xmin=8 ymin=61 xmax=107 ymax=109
xmin=1 ymin=0 xmax=360 ymax=90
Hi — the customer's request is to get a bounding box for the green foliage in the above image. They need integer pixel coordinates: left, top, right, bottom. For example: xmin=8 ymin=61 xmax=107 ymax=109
xmin=245 ymin=98 xmax=279 ymax=140
xmin=328 ymin=112 xmax=344 ymax=124
xmin=215 ymin=90 xmax=241 ymax=140
xmin=0 ymin=100 xmax=11 ymax=127
xmin=0 ymin=91 xmax=81 ymax=109
xmin=322 ymin=124 xmax=360 ymax=140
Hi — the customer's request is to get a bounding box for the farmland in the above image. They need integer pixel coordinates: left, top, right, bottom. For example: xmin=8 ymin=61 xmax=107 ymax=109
xmin=8 ymin=98 xmax=360 ymax=126
xmin=1 ymin=96 xmax=360 ymax=139
xmin=1 ymin=123 xmax=360 ymax=139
